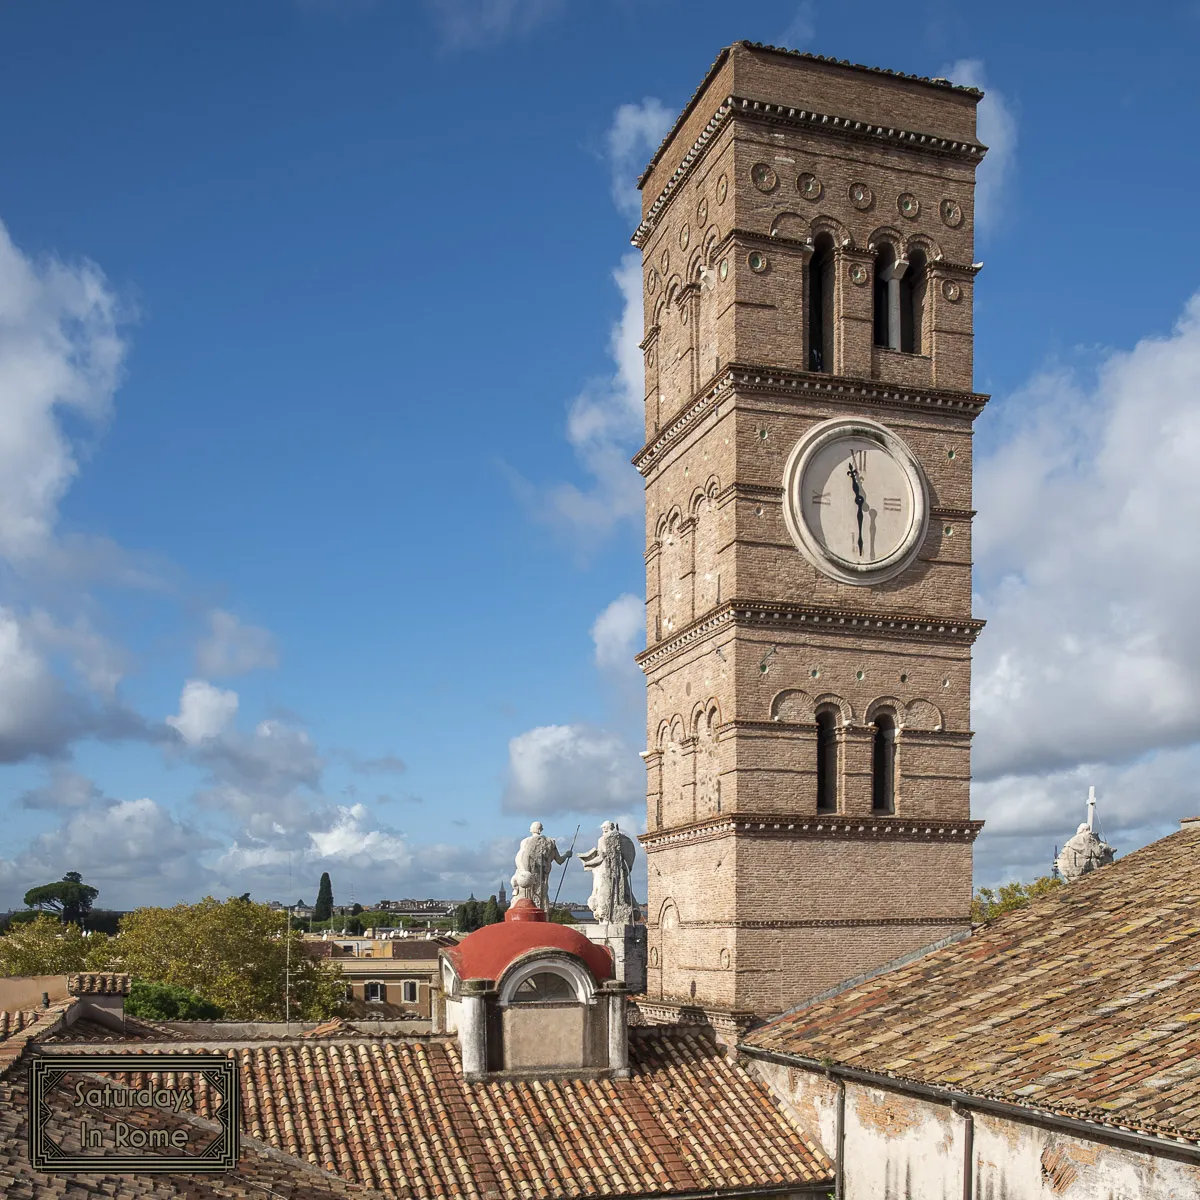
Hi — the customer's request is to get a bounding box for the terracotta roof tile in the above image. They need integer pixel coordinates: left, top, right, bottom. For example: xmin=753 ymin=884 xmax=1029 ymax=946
xmin=746 ymin=823 xmax=1200 ymax=1142
xmin=67 ymin=971 xmax=132 ymax=995
xmin=34 ymin=1028 xmax=831 ymax=1196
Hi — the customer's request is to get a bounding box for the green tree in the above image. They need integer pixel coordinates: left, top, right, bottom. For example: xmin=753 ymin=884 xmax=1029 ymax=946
xmin=971 ymin=875 xmax=1063 ymax=923
xmin=343 ymin=916 xmax=364 ymax=935
xmin=481 ymin=896 xmax=501 ymax=926
xmin=456 ymin=898 xmax=482 ymax=933
xmin=350 ymin=902 xmax=363 ymax=916
xmin=109 ymin=897 xmax=345 ymax=1020
xmin=23 ymin=872 xmax=99 ymax=926
xmin=0 ymin=914 xmax=114 ymax=975
xmin=547 ymin=906 xmax=576 ymax=925
xmin=125 ymin=979 xmax=224 ymax=1020
xmin=314 ymin=873 xmax=334 ymax=923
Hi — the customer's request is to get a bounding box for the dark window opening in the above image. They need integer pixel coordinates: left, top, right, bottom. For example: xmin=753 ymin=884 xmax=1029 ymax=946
xmin=872 ymin=714 xmax=896 ymax=814
xmin=899 ymin=248 xmax=927 ymax=354
xmin=365 ymin=981 xmax=386 ymax=1003
xmin=808 ymin=234 xmax=834 ymax=372
xmin=873 ymin=244 xmax=896 ymax=348
xmin=816 ymin=710 xmax=838 ymax=813
xmin=511 ymin=972 xmax=575 ymax=1003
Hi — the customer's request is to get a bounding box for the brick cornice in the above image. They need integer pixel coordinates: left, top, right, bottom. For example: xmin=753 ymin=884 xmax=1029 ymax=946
xmin=637 ymin=599 xmax=984 ymax=671
xmin=641 ymin=814 xmax=984 ymax=851
xmin=634 ymin=363 xmax=988 ymax=476
xmin=632 ymin=93 xmax=985 ymax=250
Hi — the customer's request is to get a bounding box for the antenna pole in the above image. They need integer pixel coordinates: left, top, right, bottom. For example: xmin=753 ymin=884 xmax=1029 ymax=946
xmin=551 ymin=825 xmax=581 ymax=914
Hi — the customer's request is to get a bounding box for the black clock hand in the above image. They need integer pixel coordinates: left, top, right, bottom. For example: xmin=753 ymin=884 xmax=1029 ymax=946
xmin=847 ymin=462 xmax=866 ymax=555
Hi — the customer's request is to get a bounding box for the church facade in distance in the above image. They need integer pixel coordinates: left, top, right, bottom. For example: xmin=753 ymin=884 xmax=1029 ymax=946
xmin=634 ymin=42 xmax=988 ymax=1029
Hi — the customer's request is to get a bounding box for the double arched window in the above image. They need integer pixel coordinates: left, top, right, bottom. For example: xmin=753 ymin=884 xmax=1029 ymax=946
xmin=873 ymin=246 xmax=927 ymax=354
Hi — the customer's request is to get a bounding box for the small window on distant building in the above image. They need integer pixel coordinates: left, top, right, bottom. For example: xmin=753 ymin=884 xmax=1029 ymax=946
xmin=511 ymin=972 xmax=575 ymax=1003
xmin=365 ymin=981 xmax=386 ymax=1003
xmin=402 ymin=981 xmax=418 ymax=1004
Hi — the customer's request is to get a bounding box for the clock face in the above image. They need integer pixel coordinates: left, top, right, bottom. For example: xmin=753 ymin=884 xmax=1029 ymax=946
xmin=782 ymin=419 xmax=929 ymax=584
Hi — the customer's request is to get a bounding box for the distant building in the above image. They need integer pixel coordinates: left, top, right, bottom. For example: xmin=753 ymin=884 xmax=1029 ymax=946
xmin=375 ymin=898 xmax=458 ymax=918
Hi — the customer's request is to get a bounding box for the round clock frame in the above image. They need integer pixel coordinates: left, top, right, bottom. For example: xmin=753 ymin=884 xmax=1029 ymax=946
xmin=781 ymin=417 xmax=930 ymax=585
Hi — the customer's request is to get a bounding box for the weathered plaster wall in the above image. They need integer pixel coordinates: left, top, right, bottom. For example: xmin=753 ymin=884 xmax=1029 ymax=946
xmin=746 ymin=1059 xmax=1200 ymax=1199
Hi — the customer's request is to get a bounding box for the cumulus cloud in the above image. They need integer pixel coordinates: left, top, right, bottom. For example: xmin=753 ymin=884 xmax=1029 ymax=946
xmin=971 ymin=293 xmax=1200 ymax=882
xmin=19 ymin=767 xmax=106 ymax=811
xmin=0 ymin=219 xmax=125 ymax=562
xmin=591 ymin=593 xmax=644 ymax=672
xmin=167 ymin=679 xmax=239 ymax=746
xmin=503 ymin=724 xmax=642 ymax=815
xmin=0 ymin=794 xmax=215 ymax=907
xmin=605 ymin=99 xmax=674 ymax=222
xmin=424 ymin=0 xmax=562 ymax=49
xmin=776 ymin=1 xmax=817 ymax=50
xmin=941 ymin=59 xmax=1017 ymax=236
xmin=196 ymin=609 xmax=279 ymax=676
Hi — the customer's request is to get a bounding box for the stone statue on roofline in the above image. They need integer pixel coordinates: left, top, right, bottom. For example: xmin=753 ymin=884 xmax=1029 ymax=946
xmin=1055 ymin=786 xmax=1116 ymax=882
xmin=511 ymin=821 xmax=571 ymax=913
xmin=579 ymin=821 xmax=639 ymax=925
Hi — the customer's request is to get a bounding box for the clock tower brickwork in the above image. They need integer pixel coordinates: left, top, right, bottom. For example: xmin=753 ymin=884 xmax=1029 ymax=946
xmin=634 ymin=43 xmax=987 ymax=1031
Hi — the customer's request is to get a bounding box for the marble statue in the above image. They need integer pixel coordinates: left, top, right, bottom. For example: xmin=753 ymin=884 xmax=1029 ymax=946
xmin=579 ymin=821 xmax=639 ymax=925
xmin=1056 ymin=822 xmax=1115 ymax=882
xmin=511 ymin=821 xmax=571 ymax=913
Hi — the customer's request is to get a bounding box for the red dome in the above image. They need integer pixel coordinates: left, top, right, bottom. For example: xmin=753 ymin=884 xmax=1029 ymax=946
xmin=445 ymin=900 xmax=613 ymax=984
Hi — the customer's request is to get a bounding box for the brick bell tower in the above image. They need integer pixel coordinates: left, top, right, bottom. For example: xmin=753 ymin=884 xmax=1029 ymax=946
xmin=634 ymin=42 xmax=987 ymax=1034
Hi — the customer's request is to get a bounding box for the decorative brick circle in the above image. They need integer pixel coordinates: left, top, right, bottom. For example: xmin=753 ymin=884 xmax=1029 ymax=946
xmin=697 ymin=196 xmax=708 ymax=222
xmin=940 ymin=198 xmax=964 ymax=228
xmin=716 ymin=174 xmax=728 ymax=204
xmin=897 ymin=192 xmax=919 ymax=219
xmin=849 ymin=181 xmax=874 ymax=210
xmin=942 ymin=280 xmax=962 ymax=302
xmin=748 ymin=251 xmax=767 ymax=273
xmin=798 ymin=172 xmax=822 ymax=200
xmin=849 ymin=263 xmax=868 ymax=286
xmin=751 ymin=163 xmax=779 ymax=193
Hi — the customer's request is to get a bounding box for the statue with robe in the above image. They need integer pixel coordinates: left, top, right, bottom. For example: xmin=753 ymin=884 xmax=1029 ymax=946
xmin=511 ymin=821 xmax=571 ymax=914
xmin=1056 ymin=822 xmax=1115 ymax=882
xmin=579 ymin=821 xmax=639 ymax=925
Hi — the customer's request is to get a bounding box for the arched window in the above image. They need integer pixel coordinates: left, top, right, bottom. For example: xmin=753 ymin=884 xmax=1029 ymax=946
xmin=873 ymin=245 xmax=910 ymax=351
xmin=872 ymin=715 xmax=896 ymax=814
xmin=899 ymin=248 xmax=927 ymax=353
xmin=807 ymin=233 xmax=835 ymax=372
xmin=816 ymin=710 xmax=838 ymax=813
xmin=510 ymin=972 xmax=575 ymax=1003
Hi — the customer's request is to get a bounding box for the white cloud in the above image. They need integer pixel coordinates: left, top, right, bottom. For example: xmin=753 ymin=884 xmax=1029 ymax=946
xmin=503 ymin=723 xmax=642 ymax=815
xmin=0 ymin=794 xmax=214 ymax=907
xmin=19 ymin=767 xmax=106 ymax=811
xmin=196 ymin=609 xmax=279 ymax=676
xmin=592 ymin=592 xmax=644 ymax=671
xmin=0 ymin=219 xmax=125 ymax=561
xmin=941 ymin=59 xmax=1017 ymax=236
xmin=777 ymin=1 xmax=817 ymax=50
xmin=167 ymin=679 xmax=239 ymax=746
xmin=971 ymin=292 xmax=1200 ymax=882
xmin=605 ymin=99 xmax=675 ymax=222
xmin=424 ymin=0 xmax=562 ymax=49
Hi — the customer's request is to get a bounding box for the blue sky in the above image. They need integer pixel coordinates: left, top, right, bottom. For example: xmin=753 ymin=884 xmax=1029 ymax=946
xmin=2 ymin=0 xmax=1200 ymax=911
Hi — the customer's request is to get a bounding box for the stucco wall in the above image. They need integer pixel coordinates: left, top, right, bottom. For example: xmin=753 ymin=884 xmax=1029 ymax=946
xmin=0 ymin=974 xmax=70 ymax=1010
xmin=745 ymin=1058 xmax=1200 ymax=1199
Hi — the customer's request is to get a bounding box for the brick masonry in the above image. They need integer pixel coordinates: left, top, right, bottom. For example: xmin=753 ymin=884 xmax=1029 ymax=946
xmin=636 ymin=43 xmax=986 ymax=1024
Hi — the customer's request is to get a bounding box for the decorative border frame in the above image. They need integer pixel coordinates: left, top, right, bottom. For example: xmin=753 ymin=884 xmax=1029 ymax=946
xmin=29 ymin=1053 xmax=239 ymax=1174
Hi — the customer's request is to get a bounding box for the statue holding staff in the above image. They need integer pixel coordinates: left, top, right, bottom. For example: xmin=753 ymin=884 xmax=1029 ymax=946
xmin=579 ymin=821 xmax=639 ymax=925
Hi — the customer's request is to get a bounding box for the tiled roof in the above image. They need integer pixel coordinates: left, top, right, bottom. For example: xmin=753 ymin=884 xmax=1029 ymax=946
xmin=0 ymin=1011 xmax=39 ymax=1043
xmin=37 ymin=1014 xmax=182 ymax=1043
xmin=746 ymin=822 xmax=1200 ymax=1143
xmin=67 ymin=971 xmax=131 ymax=995
xmin=35 ymin=1029 xmax=832 ymax=1196
xmin=639 ymin=39 xmax=981 ymax=186
xmin=0 ymin=1059 xmax=383 ymax=1199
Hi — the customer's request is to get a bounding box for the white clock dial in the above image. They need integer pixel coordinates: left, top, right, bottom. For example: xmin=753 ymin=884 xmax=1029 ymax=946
xmin=782 ymin=419 xmax=929 ymax=584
